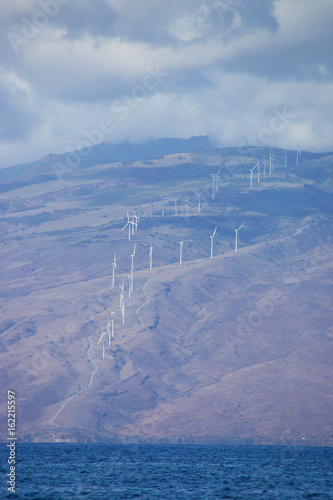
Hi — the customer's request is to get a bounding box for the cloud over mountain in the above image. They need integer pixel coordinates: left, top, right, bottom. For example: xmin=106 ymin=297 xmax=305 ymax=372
xmin=1 ymin=0 xmax=332 ymax=168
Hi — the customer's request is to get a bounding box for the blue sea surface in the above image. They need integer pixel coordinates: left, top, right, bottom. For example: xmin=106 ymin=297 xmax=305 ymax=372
xmin=1 ymin=444 xmax=332 ymax=499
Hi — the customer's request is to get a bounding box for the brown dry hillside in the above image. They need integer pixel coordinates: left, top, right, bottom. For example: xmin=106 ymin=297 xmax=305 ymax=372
xmin=0 ymin=146 xmax=332 ymax=445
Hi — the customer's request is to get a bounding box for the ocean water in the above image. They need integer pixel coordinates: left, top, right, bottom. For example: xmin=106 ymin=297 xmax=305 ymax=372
xmin=1 ymin=443 xmax=332 ymax=499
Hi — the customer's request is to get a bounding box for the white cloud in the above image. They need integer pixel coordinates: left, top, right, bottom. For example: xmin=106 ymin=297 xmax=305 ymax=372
xmin=167 ymin=5 xmax=211 ymax=43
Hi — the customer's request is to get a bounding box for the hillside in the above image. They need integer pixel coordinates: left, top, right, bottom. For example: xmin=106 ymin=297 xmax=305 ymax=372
xmin=0 ymin=144 xmax=332 ymax=445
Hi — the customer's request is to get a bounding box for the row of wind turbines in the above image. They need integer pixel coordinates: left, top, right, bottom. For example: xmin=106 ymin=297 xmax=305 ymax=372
xmin=97 ymin=217 xmax=246 ymax=358
xmin=207 ymin=145 xmax=302 ymax=200
xmin=120 ymin=194 xmax=203 ymax=242
xmin=119 ymin=146 xmax=302 ymax=226
xmin=96 ymin=145 xmax=302 ymax=357
xmin=248 ymin=149 xmax=290 ymax=188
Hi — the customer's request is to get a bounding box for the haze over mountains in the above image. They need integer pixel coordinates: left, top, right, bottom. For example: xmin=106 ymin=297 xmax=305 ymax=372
xmin=0 ymin=138 xmax=332 ymax=445
xmin=0 ymin=136 xmax=214 ymax=178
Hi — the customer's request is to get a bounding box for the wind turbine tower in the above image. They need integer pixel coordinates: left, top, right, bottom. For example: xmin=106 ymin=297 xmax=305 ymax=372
xmin=133 ymin=213 xmax=139 ymax=231
xmin=210 ymin=174 xmax=216 ymax=200
xmin=110 ymin=311 xmax=115 ymax=341
xmin=129 ymin=244 xmax=136 ymax=270
xmin=269 ymin=152 xmax=273 ymax=175
xmin=160 ymin=195 xmax=165 ymax=217
xmin=235 ymin=223 xmax=245 ymax=253
xmin=128 ymin=244 xmax=136 ymax=294
xmin=249 ymin=165 xmax=257 ymax=188
xmin=131 ymin=215 xmax=135 ymax=236
xmin=210 ymin=227 xmax=217 ymax=259
xmin=179 ymin=241 xmax=183 ymax=266
xmin=112 ymin=252 xmax=117 ymax=287
xmin=119 ymin=282 xmax=125 ymax=309
xmin=184 ymin=196 xmax=193 ymax=217
xmin=98 ymin=328 xmax=107 ymax=360
xmin=122 ymin=299 xmax=126 ymax=325
xmin=257 ymin=162 xmax=260 ymax=183
xmin=107 ymin=317 xmax=112 ymax=346
xmin=130 ymin=266 xmax=134 ymax=293
xmin=215 ymin=166 xmax=222 ymax=195
xmin=149 ymin=242 xmax=153 ymax=270
xmin=296 ymin=140 xmax=301 ymax=165
xmin=209 ymin=166 xmax=222 ymax=200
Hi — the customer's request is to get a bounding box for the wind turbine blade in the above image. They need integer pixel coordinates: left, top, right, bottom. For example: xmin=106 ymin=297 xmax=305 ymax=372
xmin=213 ymin=227 xmax=217 ymax=237
xmin=236 ymin=223 xmax=245 ymax=231
xmin=98 ymin=332 xmax=105 ymax=344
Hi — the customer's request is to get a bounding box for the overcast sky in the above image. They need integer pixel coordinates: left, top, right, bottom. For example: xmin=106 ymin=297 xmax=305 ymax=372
xmin=0 ymin=0 xmax=332 ymax=168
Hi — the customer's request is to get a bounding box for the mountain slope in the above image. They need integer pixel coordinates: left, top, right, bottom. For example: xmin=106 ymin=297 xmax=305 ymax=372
xmin=0 ymin=145 xmax=332 ymax=445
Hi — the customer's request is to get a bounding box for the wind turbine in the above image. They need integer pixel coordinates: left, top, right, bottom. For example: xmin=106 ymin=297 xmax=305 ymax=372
xmin=269 ymin=151 xmax=273 ymax=175
xmin=121 ymin=211 xmax=135 ymax=241
xmin=296 ymin=140 xmax=301 ymax=165
xmin=179 ymin=240 xmax=183 ymax=266
xmin=209 ymin=166 xmax=222 ymax=200
xmin=112 ymin=252 xmax=117 ymax=287
xmin=132 ymin=213 xmax=139 ymax=231
xmin=235 ymin=223 xmax=245 ymax=253
xmin=174 ymin=197 xmax=178 ymax=216
xmin=210 ymin=226 xmax=217 ymax=259
xmin=262 ymin=160 xmax=268 ymax=179
xmin=148 ymin=242 xmax=153 ymax=270
xmin=215 ymin=166 xmax=223 ymax=194
xmin=128 ymin=244 xmax=136 ymax=294
xmin=184 ymin=196 xmax=193 ymax=217
xmin=171 ymin=195 xmax=179 ymax=216
xmin=98 ymin=326 xmax=107 ymax=360
xmin=249 ymin=165 xmax=257 ymax=188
